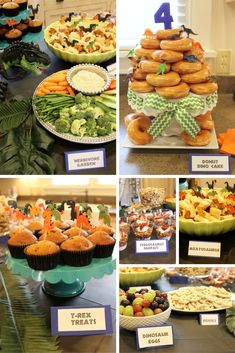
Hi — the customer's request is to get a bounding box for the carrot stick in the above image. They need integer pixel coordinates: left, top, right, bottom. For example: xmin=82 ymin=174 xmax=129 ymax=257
xmin=67 ymin=86 xmax=75 ymax=96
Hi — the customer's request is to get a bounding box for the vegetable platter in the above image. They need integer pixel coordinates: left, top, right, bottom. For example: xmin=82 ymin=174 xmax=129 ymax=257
xmin=33 ymin=69 xmax=116 ymax=144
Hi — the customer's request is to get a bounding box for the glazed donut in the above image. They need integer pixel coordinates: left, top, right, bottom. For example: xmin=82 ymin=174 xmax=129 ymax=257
xmin=129 ymin=57 xmax=140 ymax=67
xmin=152 ymin=50 xmax=183 ymax=63
xmin=181 ymin=68 xmax=210 ymax=84
xmin=195 ymin=115 xmax=214 ymax=131
xmin=127 ymin=116 xmax=153 ymax=145
xmin=146 ymin=71 xmax=181 ymax=87
xmin=181 ymin=130 xmax=212 ymax=146
xmin=189 ymin=82 xmax=218 ymax=95
xmin=186 ymin=42 xmax=205 ymax=62
xmin=155 ymin=82 xmax=190 ymax=99
xmin=140 ymin=60 xmax=171 ymax=73
xmin=129 ymin=80 xmax=155 ymax=93
xmin=156 ymin=28 xmax=182 ymax=40
xmin=160 ymin=38 xmax=193 ymax=52
xmin=134 ymin=47 xmax=156 ymax=59
xmin=140 ymin=37 xmax=160 ymax=49
xmin=172 ymin=60 xmax=202 ymax=74
xmin=124 ymin=113 xmax=146 ymax=127
xmin=133 ymin=68 xmax=147 ymax=80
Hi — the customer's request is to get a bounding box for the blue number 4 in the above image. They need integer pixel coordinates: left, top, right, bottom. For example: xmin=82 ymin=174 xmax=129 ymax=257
xmin=154 ymin=2 xmax=173 ymax=30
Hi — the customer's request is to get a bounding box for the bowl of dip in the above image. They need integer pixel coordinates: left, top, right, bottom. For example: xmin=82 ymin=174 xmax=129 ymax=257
xmin=67 ymin=64 xmax=111 ymax=95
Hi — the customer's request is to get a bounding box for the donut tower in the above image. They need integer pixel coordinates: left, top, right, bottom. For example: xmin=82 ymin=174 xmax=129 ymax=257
xmin=126 ymin=27 xmax=218 ymax=146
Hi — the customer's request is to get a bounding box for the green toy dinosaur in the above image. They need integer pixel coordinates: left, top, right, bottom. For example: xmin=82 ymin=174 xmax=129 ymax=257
xmin=155 ymin=63 xmax=167 ymax=76
xmin=1 ymin=41 xmax=51 ymax=80
xmin=206 ymin=180 xmax=216 ymax=189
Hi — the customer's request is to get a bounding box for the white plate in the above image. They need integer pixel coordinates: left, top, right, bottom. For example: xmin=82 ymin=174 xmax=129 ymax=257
xmin=122 ymin=128 xmax=218 ymax=149
xmin=168 ymin=288 xmax=234 ymax=313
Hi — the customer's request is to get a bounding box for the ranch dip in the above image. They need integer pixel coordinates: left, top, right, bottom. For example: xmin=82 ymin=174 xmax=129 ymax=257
xmin=72 ymin=70 xmax=105 ymax=91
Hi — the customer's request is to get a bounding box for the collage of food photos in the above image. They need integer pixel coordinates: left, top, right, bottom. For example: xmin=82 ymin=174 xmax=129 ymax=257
xmin=0 ymin=1 xmax=235 ymax=353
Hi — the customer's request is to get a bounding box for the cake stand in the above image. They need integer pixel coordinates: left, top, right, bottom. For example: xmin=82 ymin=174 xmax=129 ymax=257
xmin=6 ymin=253 xmax=116 ymax=298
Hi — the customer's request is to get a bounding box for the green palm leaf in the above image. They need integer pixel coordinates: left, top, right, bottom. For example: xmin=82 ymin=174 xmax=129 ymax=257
xmin=0 ymin=98 xmax=32 ymax=133
xmin=0 ymin=113 xmax=56 ymax=175
xmin=0 ymin=265 xmax=62 ymax=353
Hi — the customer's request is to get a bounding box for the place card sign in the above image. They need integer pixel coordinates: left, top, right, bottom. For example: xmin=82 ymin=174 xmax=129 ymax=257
xmin=135 ymin=239 xmax=169 ymax=254
xmin=199 ymin=314 xmax=220 ymax=326
xmin=189 ymin=154 xmax=231 ymax=174
xmin=51 ymin=305 xmax=113 ymax=336
xmin=169 ymin=276 xmax=189 ymax=284
xmin=137 ymin=325 xmax=174 ymax=350
xmin=188 ymin=241 xmax=221 ymax=258
xmin=65 ymin=148 xmax=106 ymax=172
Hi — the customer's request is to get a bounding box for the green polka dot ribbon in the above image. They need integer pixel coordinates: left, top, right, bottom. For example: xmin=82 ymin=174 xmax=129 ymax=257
xmin=127 ymin=90 xmax=218 ymax=139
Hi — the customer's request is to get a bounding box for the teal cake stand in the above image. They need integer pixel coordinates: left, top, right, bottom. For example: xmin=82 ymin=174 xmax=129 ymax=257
xmin=6 ymin=254 xmax=116 ymax=298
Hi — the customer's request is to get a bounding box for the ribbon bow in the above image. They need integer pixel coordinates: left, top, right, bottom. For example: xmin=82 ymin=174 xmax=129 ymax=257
xmin=146 ymin=94 xmax=205 ymax=139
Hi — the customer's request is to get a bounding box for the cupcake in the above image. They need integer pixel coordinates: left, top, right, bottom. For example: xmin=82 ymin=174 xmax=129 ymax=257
xmin=21 ymin=17 xmax=30 ymax=25
xmin=90 ymin=225 xmax=115 ymax=237
xmin=119 ymin=229 xmax=128 ymax=251
xmin=156 ymin=225 xmax=174 ymax=240
xmin=63 ymin=227 xmax=88 ymax=238
xmin=24 ymin=240 xmax=60 ymax=270
xmin=28 ymin=19 xmax=42 ymax=33
xmin=51 ymin=220 xmax=70 ymax=230
xmin=26 ymin=220 xmax=43 ymax=238
xmin=15 ymin=0 xmax=28 ymax=11
xmin=60 ymin=236 xmax=95 ymax=267
xmin=87 ymin=231 xmax=115 ymax=258
xmin=39 ymin=227 xmax=68 ymax=245
xmin=5 ymin=29 xmax=22 ymax=43
xmin=8 ymin=231 xmax=37 ymax=259
xmin=16 ymin=23 xmax=28 ymax=35
xmin=2 ymin=2 xmax=19 ymax=16
xmin=10 ymin=226 xmax=33 ymax=238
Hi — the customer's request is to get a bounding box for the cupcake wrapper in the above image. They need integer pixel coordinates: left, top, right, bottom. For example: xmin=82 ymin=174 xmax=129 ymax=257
xmin=93 ymin=242 xmax=115 ymax=258
xmin=61 ymin=248 xmax=94 ymax=267
xmin=6 ymin=35 xmax=22 ymax=43
xmin=8 ymin=244 xmax=27 ymax=259
xmin=25 ymin=252 xmax=60 ymax=271
xmin=28 ymin=25 xmax=42 ymax=33
xmin=3 ymin=9 xmax=20 ymax=16
xmin=18 ymin=3 xmax=27 ymax=10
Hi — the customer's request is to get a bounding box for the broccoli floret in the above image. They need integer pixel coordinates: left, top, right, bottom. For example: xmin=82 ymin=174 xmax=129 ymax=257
xmin=85 ymin=110 xmax=95 ymax=119
xmin=97 ymin=115 xmax=107 ymax=127
xmin=69 ymin=106 xmax=80 ymax=116
xmin=75 ymin=93 xmax=89 ymax=109
xmin=74 ymin=111 xmax=86 ymax=120
xmin=54 ymin=118 xmax=71 ymax=133
xmin=93 ymin=106 xmax=104 ymax=119
xmin=96 ymin=126 xmax=107 ymax=136
xmin=70 ymin=119 xmax=87 ymax=136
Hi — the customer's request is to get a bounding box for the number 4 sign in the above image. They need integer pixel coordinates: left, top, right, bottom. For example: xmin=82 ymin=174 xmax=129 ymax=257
xmin=154 ymin=2 xmax=173 ymax=29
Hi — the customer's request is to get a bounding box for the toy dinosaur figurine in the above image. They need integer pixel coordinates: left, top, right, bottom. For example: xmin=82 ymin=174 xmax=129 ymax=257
xmin=155 ymin=63 xmax=167 ymax=76
xmin=181 ymin=25 xmax=198 ymax=38
xmin=28 ymin=4 xmax=40 ymax=19
xmin=0 ymin=42 xmax=51 ymax=80
xmin=206 ymin=180 xmax=216 ymax=189
xmin=224 ymin=182 xmax=235 ymax=193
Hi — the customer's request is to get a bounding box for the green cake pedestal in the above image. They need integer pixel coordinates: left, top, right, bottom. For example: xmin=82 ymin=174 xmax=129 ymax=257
xmin=7 ymin=253 xmax=116 ymax=298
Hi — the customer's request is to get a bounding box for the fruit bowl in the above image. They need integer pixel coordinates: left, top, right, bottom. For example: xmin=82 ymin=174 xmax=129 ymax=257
xmin=119 ymin=268 xmax=165 ymax=288
xmin=120 ymin=305 xmax=171 ymax=331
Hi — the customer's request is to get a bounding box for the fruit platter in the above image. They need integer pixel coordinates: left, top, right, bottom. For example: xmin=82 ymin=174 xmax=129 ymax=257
xmin=33 ymin=67 xmax=116 ymax=144
xmin=123 ymin=26 xmax=218 ymax=149
xmin=179 ymin=181 xmax=235 ymax=236
xmin=119 ymin=287 xmax=171 ymax=331
xmin=44 ymin=12 xmax=116 ymax=64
